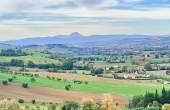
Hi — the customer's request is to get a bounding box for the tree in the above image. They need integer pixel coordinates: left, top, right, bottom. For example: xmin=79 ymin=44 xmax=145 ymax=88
xmin=161 ymin=87 xmax=167 ymax=104
xmin=144 ymin=63 xmax=152 ymax=71
xmin=101 ymin=94 xmax=113 ymax=109
xmin=30 ymin=78 xmax=36 ymax=82
xmin=122 ymin=66 xmax=128 ymax=72
xmin=18 ymin=99 xmax=24 ymax=103
xmin=2 ymin=80 xmax=8 ymax=85
xmin=154 ymin=89 xmax=158 ymax=101
xmin=129 ymin=55 xmax=133 ymax=59
xmin=22 ymin=83 xmax=28 ymax=88
xmin=63 ymin=60 xmax=73 ymax=70
xmin=62 ymin=100 xmax=80 ymax=110
xmin=155 ymin=54 xmax=159 ymax=58
xmin=131 ymin=95 xmax=144 ymax=108
xmin=144 ymin=92 xmax=155 ymax=107
xmin=31 ymin=99 xmax=36 ymax=104
xmin=163 ymin=104 xmax=170 ymax=110
xmin=0 ymin=99 xmax=21 ymax=110
xmin=27 ymin=61 xmax=36 ymax=68
xmin=82 ymin=98 xmax=94 ymax=110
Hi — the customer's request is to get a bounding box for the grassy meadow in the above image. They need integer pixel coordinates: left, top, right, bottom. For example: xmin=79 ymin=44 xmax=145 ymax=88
xmin=0 ymin=50 xmax=62 ymax=65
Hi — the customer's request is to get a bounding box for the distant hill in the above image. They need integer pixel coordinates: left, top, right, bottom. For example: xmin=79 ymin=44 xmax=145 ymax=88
xmin=0 ymin=43 xmax=16 ymax=49
xmin=1 ymin=32 xmax=151 ymax=46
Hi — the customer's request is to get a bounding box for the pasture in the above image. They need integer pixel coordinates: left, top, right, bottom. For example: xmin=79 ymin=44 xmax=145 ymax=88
xmin=0 ymin=56 xmax=62 ymax=64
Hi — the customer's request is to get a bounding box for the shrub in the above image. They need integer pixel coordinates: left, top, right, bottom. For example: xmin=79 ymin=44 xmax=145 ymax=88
xmin=25 ymin=105 xmax=29 ymax=109
xmin=84 ymin=81 xmax=89 ymax=84
xmin=18 ymin=99 xmax=24 ymax=103
xmin=47 ymin=76 xmax=51 ymax=79
xmin=50 ymin=104 xmax=57 ymax=110
xmin=62 ymin=100 xmax=80 ymax=110
xmin=57 ymin=78 xmax=61 ymax=81
xmin=30 ymin=78 xmax=36 ymax=82
xmin=34 ymin=74 xmax=39 ymax=77
xmin=65 ymin=84 xmax=71 ymax=91
xmin=12 ymin=75 xmax=16 ymax=79
xmin=8 ymin=78 xmax=13 ymax=82
xmin=42 ymin=102 xmax=45 ymax=105
xmin=31 ymin=99 xmax=36 ymax=104
xmin=2 ymin=80 xmax=8 ymax=85
xmin=36 ymin=106 xmax=40 ymax=110
xmin=22 ymin=83 xmax=28 ymax=88
xmin=52 ymin=77 xmax=55 ymax=80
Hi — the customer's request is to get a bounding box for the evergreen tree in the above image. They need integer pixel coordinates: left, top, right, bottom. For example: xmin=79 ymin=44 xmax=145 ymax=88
xmin=161 ymin=87 xmax=168 ymax=104
xmin=154 ymin=89 xmax=158 ymax=101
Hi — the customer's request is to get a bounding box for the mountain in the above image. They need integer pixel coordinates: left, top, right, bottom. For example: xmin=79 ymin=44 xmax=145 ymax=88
xmin=1 ymin=32 xmax=152 ymax=46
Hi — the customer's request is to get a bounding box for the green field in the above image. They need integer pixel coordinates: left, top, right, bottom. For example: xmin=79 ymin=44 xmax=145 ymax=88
xmin=150 ymin=57 xmax=170 ymax=62
xmin=22 ymin=49 xmax=50 ymax=57
xmin=0 ymin=56 xmax=62 ymax=64
xmin=0 ymin=72 xmax=168 ymax=98
xmin=92 ymin=59 xmax=132 ymax=67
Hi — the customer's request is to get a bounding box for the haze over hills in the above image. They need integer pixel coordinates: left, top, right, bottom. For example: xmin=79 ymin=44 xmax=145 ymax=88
xmin=1 ymin=32 xmax=152 ymax=46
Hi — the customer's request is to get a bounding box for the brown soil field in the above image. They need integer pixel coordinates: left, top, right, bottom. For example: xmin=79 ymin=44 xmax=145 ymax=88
xmin=33 ymin=72 xmax=157 ymax=86
xmin=0 ymin=83 xmax=128 ymax=105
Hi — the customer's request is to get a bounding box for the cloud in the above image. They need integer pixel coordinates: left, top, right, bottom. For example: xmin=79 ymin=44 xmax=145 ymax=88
xmin=0 ymin=0 xmax=170 ymax=40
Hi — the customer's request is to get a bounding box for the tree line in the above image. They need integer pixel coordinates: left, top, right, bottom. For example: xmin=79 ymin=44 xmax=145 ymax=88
xmin=0 ymin=59 xmax=91 ymax=70
xmin=0 ymin=49 xmax=27 ymax=56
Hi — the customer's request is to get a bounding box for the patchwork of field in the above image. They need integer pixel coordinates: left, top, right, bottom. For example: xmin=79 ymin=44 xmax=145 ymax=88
xmin=0 ymin=72 xmax=168 ymax=99
xmin=0 ymin=83 xmax=128 ymax=105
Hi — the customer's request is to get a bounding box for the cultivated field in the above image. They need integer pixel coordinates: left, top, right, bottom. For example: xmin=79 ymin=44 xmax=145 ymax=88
xmin=0 ymin=72 xmax=168 ymax=99
xmin=0 ymin=83 xmax=128 ymax=105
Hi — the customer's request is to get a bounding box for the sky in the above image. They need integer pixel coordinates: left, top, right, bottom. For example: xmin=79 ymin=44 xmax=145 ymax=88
xmin=0 ymin=0 xmax=170 ymax=41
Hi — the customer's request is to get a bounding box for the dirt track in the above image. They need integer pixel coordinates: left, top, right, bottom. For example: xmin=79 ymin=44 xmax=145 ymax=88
xmin=0 ymin=83 xmax=128 ymax=105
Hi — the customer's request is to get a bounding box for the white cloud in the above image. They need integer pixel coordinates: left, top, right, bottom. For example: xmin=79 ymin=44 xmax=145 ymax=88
xmin=0 ymin=0 xmax=170 ymax=40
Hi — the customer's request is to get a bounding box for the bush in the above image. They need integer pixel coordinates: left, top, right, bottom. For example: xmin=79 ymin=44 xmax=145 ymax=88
xmin=31 ymin=99 xmax=36 ymax=104
xmin=50 ymin=104 xmax=57 ymax=110
xmin=65 ymin=84 xmax=71 ymax=91
xmin=18 ymin=99 xmax=24 ymax=103
xmin=25 ymin=105 xmax=29 ymax=109
xmin=12 ymin=75 xmax=16 ymax=79
xmin=42 ymin=102 xmax=45 ymax=105
xmin=84 ymin=81 xmax=89 ymax=84
xmin=57 ymin=78 xmax=61 ymax=81
xmin=22 ymin=83 xmax=28 ymax=88
xmin=8 ymin=78 xmax=13 ymax=82
xmin=30 ymin=78 xmax=36 ymax=82
xmin=2 ymin=80 xmax=8 ymax=85
xmin=47 ymin=76 xmax=51 ymax=79
xmin=34 ymin=74 xmax=39 ymax=77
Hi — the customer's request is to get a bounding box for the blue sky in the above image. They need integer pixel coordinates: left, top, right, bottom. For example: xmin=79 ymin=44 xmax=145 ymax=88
xmin=0 ymin=0 xmax=170 ymax=41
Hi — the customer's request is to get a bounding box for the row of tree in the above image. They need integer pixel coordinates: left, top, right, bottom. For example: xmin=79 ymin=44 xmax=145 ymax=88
xmin=0 ymin=49 xmax=27 ymax=56
xmin=0 ymin=59 xmax=92 ymax=70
